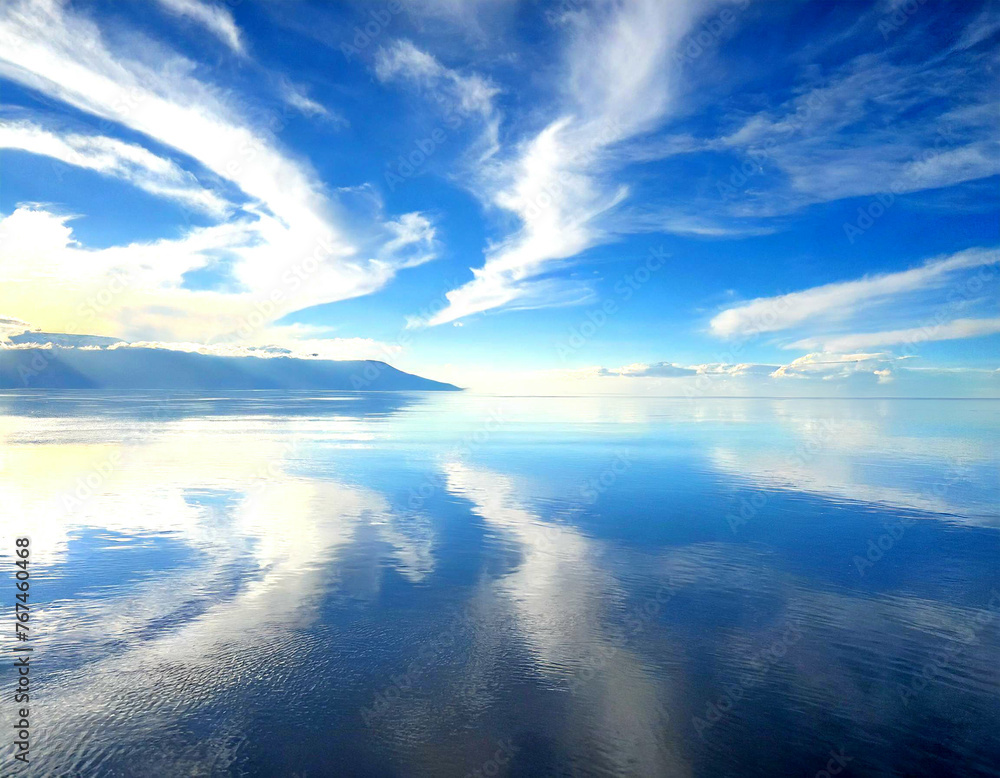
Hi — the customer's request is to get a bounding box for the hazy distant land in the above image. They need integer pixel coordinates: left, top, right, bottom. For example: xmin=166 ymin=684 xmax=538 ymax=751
xmin=0 ymin=332 xmax=460 ymax=391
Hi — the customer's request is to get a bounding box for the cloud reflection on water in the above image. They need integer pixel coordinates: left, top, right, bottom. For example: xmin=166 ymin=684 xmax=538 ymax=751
xmin=0 ymin=393 xmax=996 ymax=775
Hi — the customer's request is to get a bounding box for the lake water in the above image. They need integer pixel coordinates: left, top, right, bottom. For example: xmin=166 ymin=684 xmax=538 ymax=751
xmin=2 ymin=392 xmax=998 ymax=777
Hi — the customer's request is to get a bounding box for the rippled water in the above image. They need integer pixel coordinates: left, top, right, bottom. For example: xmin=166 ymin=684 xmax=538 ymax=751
xmin=2 ymin=392 xmax=998 ymax=777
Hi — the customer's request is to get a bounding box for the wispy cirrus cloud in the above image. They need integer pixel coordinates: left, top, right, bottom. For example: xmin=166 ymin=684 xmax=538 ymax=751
xmin=0 ymin=119 xmax=231 ymax=216
xmin=0 ymin=0 xmax=434 ymax=348
xmin=375 ymin=39 xmax=499 ymax=119
xmin=377 ymin=211 xmax=439 ymax=269
xmin=0 ymin=0 xmax=349 ymax=250
xmin=374 ymin=38 xmax=501 ymax=158
xmin=419 ymin=0 xmax=705 ymax=327
xmin=788 ymin=317 xmax=1000 ymax=353
xmin=412 ymin=1 xmax=995 ymax=329
xmin=606 ymin=7 xmax=1000 ymax=233
xmin=154 ymin=0 xmax=246 ymax=56
xmin=277 ymin=77 xmax=347 ymax=126
xmin=709 ymin=247 xmax=1000 ymax=339
xmin=395 ymin=0 xmax=518 ymax=41
xmin=711 ymin=48 xmax=1000 ymax=215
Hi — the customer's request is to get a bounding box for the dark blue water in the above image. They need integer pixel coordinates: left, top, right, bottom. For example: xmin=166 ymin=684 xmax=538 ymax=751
xmin=2 ymin=392 xmax=998 ymax=777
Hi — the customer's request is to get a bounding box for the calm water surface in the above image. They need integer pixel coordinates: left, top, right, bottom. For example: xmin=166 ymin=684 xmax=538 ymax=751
xmin=1 ymin=392 xmax=998 ymax=777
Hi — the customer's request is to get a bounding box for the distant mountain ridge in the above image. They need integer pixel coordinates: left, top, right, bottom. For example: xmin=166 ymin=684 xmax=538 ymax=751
xmin=7 ymin=331 xmax=124 ymax=348
xmin=0 ymin=346 xmax=461 ymax=391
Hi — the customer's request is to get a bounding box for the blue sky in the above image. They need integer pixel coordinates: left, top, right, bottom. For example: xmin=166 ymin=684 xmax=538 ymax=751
xmin=0 ymin=0 xmax=997 ymax=394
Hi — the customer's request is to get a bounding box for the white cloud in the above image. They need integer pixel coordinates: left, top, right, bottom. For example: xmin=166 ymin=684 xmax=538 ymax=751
xmin=422 ymin=0 xmax=704 ymax=326
xmin=0 ymin=205 xmax=387 ymax=347
xmin=374 ymin=39 xmax=500 ymax=159
xmin=770 ymin=352 xmax=899 ymax=380
xmin=375 ymin=40 xmax=499 ymax=119
xmin=377 ymin=211 xmax=438 ymax=269
xmin=418 ymin=357 xmax=998 ymax=395
xmin=154 ymin=0 xmax=245 ymax=56
xmin=0 ymin=314 xmax=32 ymax=339
xmin=0 ymin=119 xmax=231 ymax=215
xmin=615 ymin=209 xmax=778 ymax=238
xmin=952 ymin=5 xmax=1000 ymax=51
xmin=394 ymin=0 xmax=517 ymax=41
xmin=789 ymin=317 xmax=1000 ymax=352
xmin=599 ymin=362 xmax=697 ymax=378
xmin=281 ymin=84 xmax=327 ymax=117
xmin=591 ymin=361 xmax=783 ymax=380
xmin=0 ymin=0 xmax=346 ymax=249
xmin=0 ymin=0 xmax=436 ymax=345
xmin=694 ymin=362 xmax=778 ymax=376
xmin=620 ymin=14 xmax=1000 ymax=232
xmin=590 ymin=356 xmax=919 ymax=384
xmin=278 ymin=78 xmax=346 ymax=125
xmin=709 ymin=247 xmax=1000 ymax=338
xmin=711 ymin=47 xmax=1000 ymax=214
